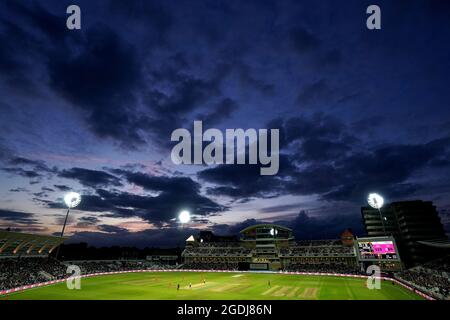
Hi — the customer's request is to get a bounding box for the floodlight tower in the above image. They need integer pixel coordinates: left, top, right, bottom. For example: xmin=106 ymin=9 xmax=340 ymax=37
xmin=367 ymin=193 xmax=386 ymax=236
xmin=177 ymin=210 xmax=191 ymax=249
xmin=179 ymin=210 xmax=191 ymax=225
xmin=55 ymin=192 xmax=81 ymax=259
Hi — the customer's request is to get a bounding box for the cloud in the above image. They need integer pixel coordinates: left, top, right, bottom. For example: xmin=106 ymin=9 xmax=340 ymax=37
xmin=58 ymin=167 xmax=122 ymax=188
xmin=97 ymin=224 xmax=128 ymax=234
xmin=275 ymin=211 xmax=365 ymax=240
xmin=0 ymin=209 xmax=38 ymax=224
xmin=198 ymin=113 xmax=450 ymax=204
xmin=9 ymin=187 xmax=29 ymax=193
xmin=212 ymin=210 xmax=365 ymax=240
xmin=197 ymin=157 xmax=294 ymax=201
xmin=67 ymin=226 xmax=196 ymax=248
xmin=0 ymin=156 xmax=57 ymax=181
xmin=297 ymin=79 xmax=333 ymax=106
xmin=289 ymin=27 xmax=320 ymax=54
xmin=54 ymin=184 xmax=71 ymax=191
xmin=76 ymin=216 xmax=100 ymax=228
xmin=47 ymin=26 xmax=146 ymax=149
xmin=44 ymin=170 xmax=227 ymax=225
xmin=200 ymin=98 xmax=239 ymax=125
xmin=1 ymin=167 xmax=41 ymax=179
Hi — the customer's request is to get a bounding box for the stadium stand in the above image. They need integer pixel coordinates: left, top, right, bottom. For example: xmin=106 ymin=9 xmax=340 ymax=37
xmin=0 ymin=258 xmax=175 ymax=291
xmin=395 ymin=255 xmax=450 ymax=300
xmin=182 ymin=225 xmax=359 ymax=272
xmin=0 ymin=258 xmax=66 ymax=291
xmin=283 ymin=263 xmax=360 ymax=274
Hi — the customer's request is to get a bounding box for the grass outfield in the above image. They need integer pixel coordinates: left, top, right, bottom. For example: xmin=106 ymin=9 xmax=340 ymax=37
xmin=1 ymin=272 xmax=424 ymax=300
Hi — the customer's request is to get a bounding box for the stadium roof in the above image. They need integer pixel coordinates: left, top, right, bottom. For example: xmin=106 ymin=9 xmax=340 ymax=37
xmin=0 ymin=231 xmax=67 ymax=257
xmin=240 ymin=224 xmax=292 ymax=233
xmin=417 ymin=239 xmax=450 ymax=249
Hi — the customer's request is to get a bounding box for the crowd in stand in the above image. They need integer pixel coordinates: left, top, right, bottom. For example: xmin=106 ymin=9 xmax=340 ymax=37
xmin=64 ymin=260 xmax=173 ymax=275
xmin=280 ymin=245 xmax=355 ymax=257
xmin=420 ymin=256 xmax=450 ymax=275
xmin=195 ymin=242 xmax=242 ymax=248
xmin=180 ymin=262 xmax=239 ymax=271
xmin=0 ymin=258 xmax=67 ymax=291
xmin=283 ymin=263 xmax=360 ymax=274
xmin=295 ymin=240 xmax=341 ymax=246
xmin=183 ymin=246 xmax=252 ymax=258
xmin=396 ymin=256 xmax=450 ymax=299
xmin=0 ymin=258 xmax=175 ymax=291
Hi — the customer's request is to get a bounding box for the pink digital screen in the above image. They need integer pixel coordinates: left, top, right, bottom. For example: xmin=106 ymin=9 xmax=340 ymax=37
xmin=371 ymin=241 xmax=396 ymax=254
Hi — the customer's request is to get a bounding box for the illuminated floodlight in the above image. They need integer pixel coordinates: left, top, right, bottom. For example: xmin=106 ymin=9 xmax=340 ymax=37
xmin=178 ymin=210 xmax=191 ymax=224
xmin=367 ymin=193 xmax=384 ymax=209
xmin=270 ymin=228 xmax=278 ymax=236
xmin=64 ymin=192 xmax=81 ymax=208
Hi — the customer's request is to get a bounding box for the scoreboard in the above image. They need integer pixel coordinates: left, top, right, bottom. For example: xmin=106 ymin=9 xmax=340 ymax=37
xmin=356 ymin=237 xmax=400 ymax=261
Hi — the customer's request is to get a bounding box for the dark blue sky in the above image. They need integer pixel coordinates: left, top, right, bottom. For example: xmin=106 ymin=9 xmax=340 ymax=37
xmin=0 ymin=0 xmax=449 ymax=247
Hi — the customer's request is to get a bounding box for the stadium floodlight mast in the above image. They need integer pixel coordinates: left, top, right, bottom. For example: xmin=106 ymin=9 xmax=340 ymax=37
xmin=55 ymin=192 xmax=81 ymax=259
xmin=367 ymin=193 xmax=387 ymax=236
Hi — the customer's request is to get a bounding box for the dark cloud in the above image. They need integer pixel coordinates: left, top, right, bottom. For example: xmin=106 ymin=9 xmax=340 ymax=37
xmin=297 ymin=80 xmax=333 ymax=106
xmin=32 ymin=191 xmax=48 ymax=198
xmin=289 ymin=26 xmax=321 ymax=54
xmin=121 ymin=171 xmax=200 ymax=194
xmin=45 ymin=171 xmax=227 ymax=225
xmin=97 ymin=224 xmax=128 ymax=234
xmin=275 ymin=211 xmax=365 ymax=240
xmin=200 ymin=98 xmax=239 ymax=125
xmin=58 ymin=167 xmax=122 ymax=188
xmin=212 ymin=218 xmax=262 ymax=236
xmin=95 ymin=187 xmax=226 ymax=225
xmin=1 ymin=167 xmax=41 ymax=179
xmin=0 ymin=209 xmax=38 ymax=224
xmin=47 ymin=26 xmax=146 ymax=149
xmin=108 ymin=0 xmax=173 ymax=42
xmin=76 ymin=216 xmax=100 ymax=228
xmin=234 ymin=62 xmax=275 ymax=95
xmin=199 ymin=113 xmax=450 ymax=204
xmin=317 ymin=49 xmax=342 ymax=68
xmin=198 ymin=155 xmax=296 ymax=201
xmin=68 ymin=226 xmax=196 ymax=248
xmin=54 ymin=184 xmax=71 ymax=191
xmin=298 ymin=138 xmax=350 ymax=162
xmin=9 ymin=187 xmax=29 ymax=193
xmin=0 ymin=156 xmax=57 ymax=181
xmin=212 ymin=210 xmax=364 ymax=241
xmin=283 ymin=113 xmax=346 ymax=146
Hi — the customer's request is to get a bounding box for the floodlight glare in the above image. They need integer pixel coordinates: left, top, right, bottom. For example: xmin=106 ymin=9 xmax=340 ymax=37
xmin=64 ymin=192 xmax=81 ymax=208
xmin=179 ymin=210 xmax=191 ymax=224
xmin=270 ymin=228 xmax=278 ymax=236
xmin=56 ymin=192 xmax=82 ymax=259
xmin=367 ymin=193 xmax=384 ymax=209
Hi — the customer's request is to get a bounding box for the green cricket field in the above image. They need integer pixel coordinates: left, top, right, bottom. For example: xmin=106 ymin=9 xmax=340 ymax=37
xmin=0 ymin=271 xmax=423 ymax=300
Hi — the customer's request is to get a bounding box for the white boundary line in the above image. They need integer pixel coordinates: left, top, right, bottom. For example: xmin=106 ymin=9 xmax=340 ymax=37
xmin=0 ymin=269 xmax=435 ymax=300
